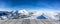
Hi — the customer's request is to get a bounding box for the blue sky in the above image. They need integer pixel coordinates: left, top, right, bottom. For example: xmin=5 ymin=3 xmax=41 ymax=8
xmin=0 ymin=0 xmax=60 ymax=11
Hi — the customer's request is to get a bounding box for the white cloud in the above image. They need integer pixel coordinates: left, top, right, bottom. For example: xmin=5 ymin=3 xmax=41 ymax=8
xmin=24 ymin=10 xmax=59 ymax=20
xmin=0 ymin=8 xmax=12 ymax=12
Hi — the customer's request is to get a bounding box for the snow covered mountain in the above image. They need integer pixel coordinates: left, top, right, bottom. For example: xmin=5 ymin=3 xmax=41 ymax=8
xmin=0 ymin=9 xmax=60 ymax=21
xmin=18 ymin=9 xmax=29 ymax=15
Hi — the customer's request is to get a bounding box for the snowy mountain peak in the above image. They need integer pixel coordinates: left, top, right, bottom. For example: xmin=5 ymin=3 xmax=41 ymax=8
xmin=18 ymin=9 xmax=29 ymax=15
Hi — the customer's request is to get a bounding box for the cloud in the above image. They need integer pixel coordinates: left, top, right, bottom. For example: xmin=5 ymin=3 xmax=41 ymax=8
xmin=24 ymin=10 xmax=59 ymax=20
xmin=43 ymin=11 xmax=59 ymax=20
xmin=0 ymin=8 xmax=12 ymax=11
